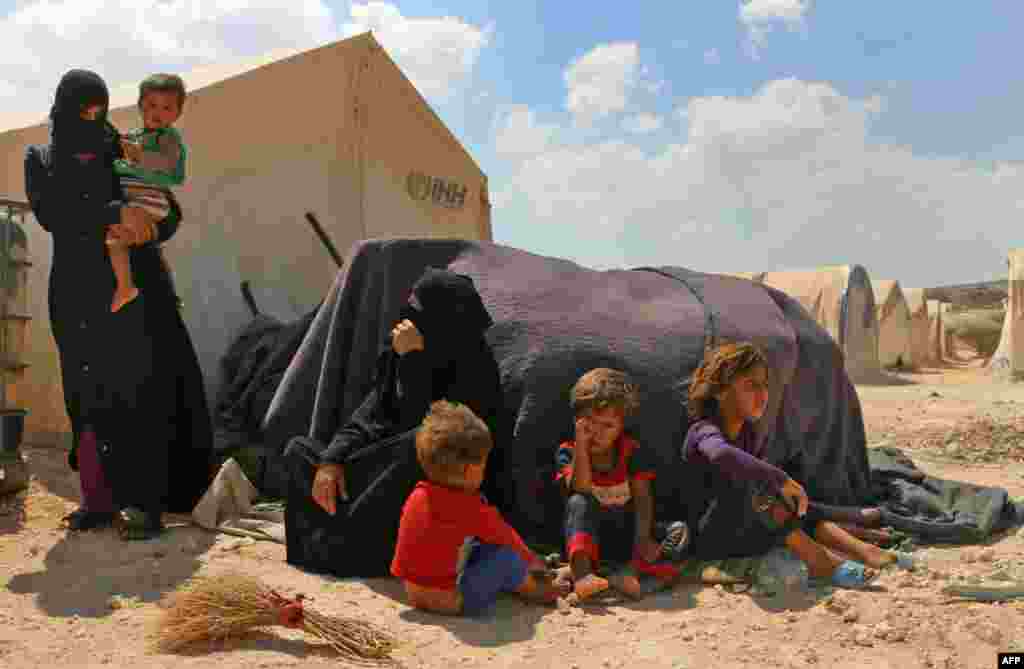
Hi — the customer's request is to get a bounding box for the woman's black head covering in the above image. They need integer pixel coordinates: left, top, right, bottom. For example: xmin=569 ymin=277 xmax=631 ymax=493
xmin=399 ymin=268 xmax=493 ymax=363
xmin=49 ymin=69 xmax=116 ymax=161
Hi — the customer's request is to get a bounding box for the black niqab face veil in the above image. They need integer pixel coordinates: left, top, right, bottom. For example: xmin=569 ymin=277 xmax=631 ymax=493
xmin=49 ymin=69 xmax=114 ymax=163
xmin=399 ymin=268 xmax=494 ymax=364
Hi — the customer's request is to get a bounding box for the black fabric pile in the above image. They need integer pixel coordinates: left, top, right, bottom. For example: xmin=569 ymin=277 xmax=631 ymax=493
xmin=264 ymin=239 xmax=875 ymax=576
xmin=869 ymin=447 xmax=1023 ymax=544
xmin=211 ymin=292 xmax=319 ymax=499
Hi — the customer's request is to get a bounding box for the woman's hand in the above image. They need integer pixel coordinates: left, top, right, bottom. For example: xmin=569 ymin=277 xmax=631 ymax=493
xmin=391 ymin=319 xmax=425 ymax=356
xmin=120 ymin=139 xmax=143 ymax=164
xmin=780 ymin=478 xmax=809 ymax=518
xmin=312 ymin=463 xmax=348 ymax=515
xmin=109 ymin=208 xmax=157 ymax=247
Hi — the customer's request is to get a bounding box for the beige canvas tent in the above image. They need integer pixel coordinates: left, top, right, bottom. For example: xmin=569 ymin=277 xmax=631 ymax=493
xmin=0 ymin=33 xmax=493 ymax=447
xmin=871 ymin=280 xmax=912 ymax=369
xmin=901 ymin=288 xmax=930 ymax=368
xmin=990 ymin=248 xmax=1024 ymax=379
xmin=926 ymin=300 xmax=948 ymax=363
xmin=726 ymin=265 xmax=881 ymax=381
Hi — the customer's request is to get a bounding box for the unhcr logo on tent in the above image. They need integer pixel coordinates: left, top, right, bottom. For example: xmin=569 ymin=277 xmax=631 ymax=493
xmin=406 ymin=171 xmax=467 ymax=209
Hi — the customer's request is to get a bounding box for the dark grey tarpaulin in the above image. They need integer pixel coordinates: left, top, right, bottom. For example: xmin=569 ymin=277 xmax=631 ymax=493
xmin=264 ymin=239 xmax=873 ymax=547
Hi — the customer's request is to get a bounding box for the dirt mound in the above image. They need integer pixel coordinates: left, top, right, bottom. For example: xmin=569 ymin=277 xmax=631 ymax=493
xmin=914 ymin=414 xmax=1024 ymax=463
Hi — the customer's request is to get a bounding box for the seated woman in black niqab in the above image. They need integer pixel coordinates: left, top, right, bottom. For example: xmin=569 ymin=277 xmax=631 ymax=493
xmin=285 ymin=268 xmax=509 ymax=578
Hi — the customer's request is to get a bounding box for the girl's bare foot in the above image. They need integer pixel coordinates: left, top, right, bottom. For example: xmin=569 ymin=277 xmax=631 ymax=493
xmin=573 ymin=573 xmax=609 ymax=600
xmin=608 ymin=570 xmax=643 ymax=599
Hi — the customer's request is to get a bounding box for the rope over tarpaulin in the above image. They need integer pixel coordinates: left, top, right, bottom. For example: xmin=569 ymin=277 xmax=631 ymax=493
xmin=632 ymin=267 xmax=720 ymax=352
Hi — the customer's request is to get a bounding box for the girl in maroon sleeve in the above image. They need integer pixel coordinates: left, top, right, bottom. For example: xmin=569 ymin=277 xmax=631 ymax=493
xmin=680 ymin=342 xmax=914 ymax=589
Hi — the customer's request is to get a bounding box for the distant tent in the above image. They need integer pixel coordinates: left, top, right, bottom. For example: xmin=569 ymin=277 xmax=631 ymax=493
xmin=727 ymin=266 xmax=880 ymax=381
xmin=902 ymin=288 xmax=930 ymax=368
xmin=990 ymin=249 xmax=1024 ymax=379
xmin=871 ymin=280 xmax=912 ymax=369
xmin=941 ymin=303 xmax=954 ymax=359
xmin=927 ymin=300 xmax=946 ymax=362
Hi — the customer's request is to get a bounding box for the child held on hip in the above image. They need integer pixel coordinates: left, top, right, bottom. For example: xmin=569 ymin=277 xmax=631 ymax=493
xmin=107 ymin=73 xmax=189 ymax=312
xmin=557 ymin=368 xmax=690 ymax=601
xmin=391 ymin=400 xmax=568 ymax=617
xmin=682 ymin=342 xmax=914 ymax=590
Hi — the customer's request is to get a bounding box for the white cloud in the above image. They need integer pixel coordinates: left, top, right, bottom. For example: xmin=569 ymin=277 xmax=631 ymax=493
xmin=341 ymin=2 xmax=490 ymax=101
xmin=703 ymin=48 xmax=722 ymax=65
xmin=493 ymin=104 xmax=558 ymax=159
xmin=564 ymin=42 xmax=640 ymax=125
xmin=621 ymin=113 xmax=663 ymax=134
xmin=0 ymin=1 xmax=490 ymax=130
xmin=491 ymin=78 xmax=1024 ymax=287
xmin=739 ymin=0 xmax=811 ymax=58
xmin=0 ymin=0 xmax=335 ymax=125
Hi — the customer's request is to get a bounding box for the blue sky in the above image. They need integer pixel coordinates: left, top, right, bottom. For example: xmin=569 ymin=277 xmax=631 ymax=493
xmin=2 ymin=1 xmax=1022 ymax=286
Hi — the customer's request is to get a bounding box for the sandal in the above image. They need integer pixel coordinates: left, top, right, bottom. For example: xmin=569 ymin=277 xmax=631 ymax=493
xmin=659 ymin=521 xmax=690 ymax=562
xmin=62 ymin=509 xmax=116 ymax=531
xmin=817 ymin=560 xmax=879 ymax=590
xmin=116 ymin=507 xmax=164 ymax=541
xmin=886 ymin=552 xmax=917 ymax=572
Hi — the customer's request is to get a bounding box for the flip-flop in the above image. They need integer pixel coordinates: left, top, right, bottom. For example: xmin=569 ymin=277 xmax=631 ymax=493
xmin=116 ymin=508 xmax=164 ymax=541
xmin=818 ymin=561 xmax=879 ymax=590
xmin=886 ymin=552 xmax=917 ymax=572
xmin=659 ymin=521 xmax=691 ymax=563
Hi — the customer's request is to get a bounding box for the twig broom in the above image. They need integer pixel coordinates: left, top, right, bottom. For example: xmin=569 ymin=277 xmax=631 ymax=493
xmin=153 ymin=572 xmax=399 ymax=665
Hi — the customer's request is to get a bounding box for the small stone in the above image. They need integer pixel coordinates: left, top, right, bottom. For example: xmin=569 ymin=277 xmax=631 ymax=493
xmin=887 ymin=628 xmax=908 ymax=642
xmin=785 ymin=612 xmax=798 ymax=623
xmin=874 ymin=623 xmax=892 ymax=639
xmin=842 ymin=610 xmax=859 ymax=623
xmin=680 ymin=632 xmax=694 ymax=641
xmin=977 ymin=548 xmax=995 ymax=563
xmin=854 ymin=632 xmax=874 ymax=647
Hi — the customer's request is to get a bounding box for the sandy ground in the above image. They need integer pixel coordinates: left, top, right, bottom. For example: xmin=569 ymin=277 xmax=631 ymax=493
xmin=2 ymin=357 xmax=1023 ymax=669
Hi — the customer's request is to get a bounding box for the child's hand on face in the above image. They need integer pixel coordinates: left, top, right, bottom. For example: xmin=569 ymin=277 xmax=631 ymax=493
xmin=574 ymin=417 xmax=592 ymax=452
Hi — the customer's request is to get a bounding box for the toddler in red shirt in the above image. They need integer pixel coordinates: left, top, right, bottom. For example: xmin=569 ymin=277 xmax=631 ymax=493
xmin=391 ymin=400 xmax=566 ymax=616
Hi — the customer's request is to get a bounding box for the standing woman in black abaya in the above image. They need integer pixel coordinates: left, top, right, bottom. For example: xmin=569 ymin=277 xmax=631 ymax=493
xmin=24 ymin=70 xmax=213 ymax=540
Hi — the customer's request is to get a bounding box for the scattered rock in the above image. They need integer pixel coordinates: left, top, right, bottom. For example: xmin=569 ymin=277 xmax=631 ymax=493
xmin=967 ymin=622 xmax=1002 ymax=646
xmin=842 ymin=610 xmax=859 ymax=623
xmin=853 ymin=631 xmax=874 ymax=647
